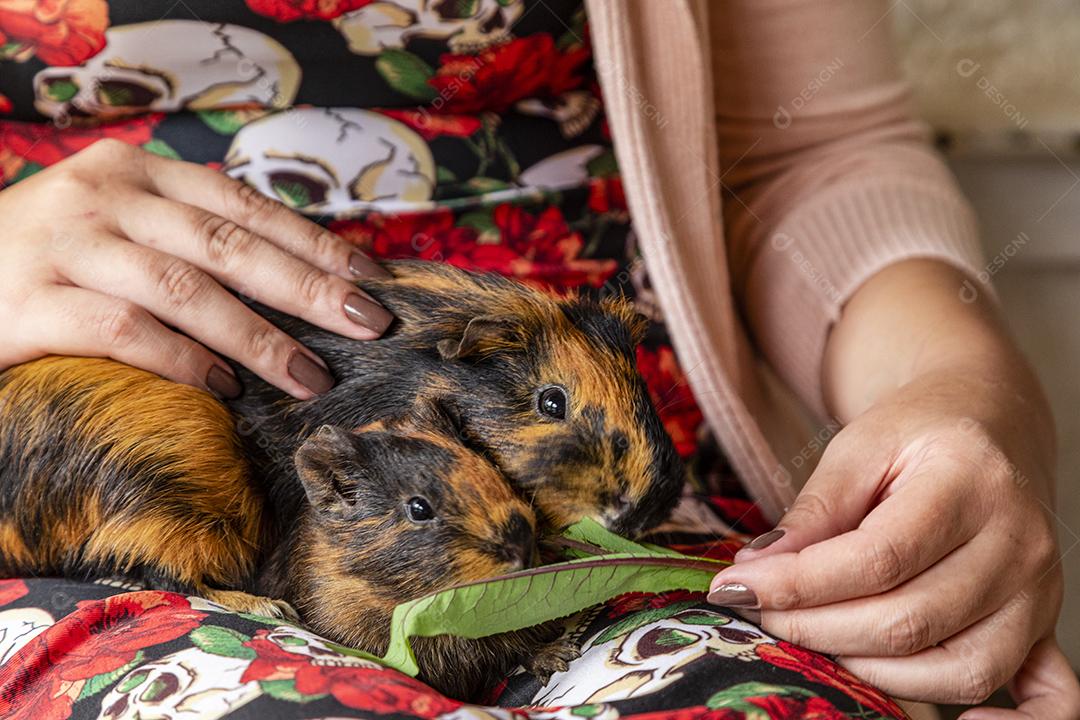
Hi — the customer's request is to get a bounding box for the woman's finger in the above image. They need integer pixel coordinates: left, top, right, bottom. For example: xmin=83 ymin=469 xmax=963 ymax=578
xmin=16 ymin=284 xmax=237 ymax=396
xmin=709 ymin=460 xmax=977 ymax=610
xmin=52 ymin=232 xmax=334 ymax=399
xmin=749 ymin=527 xmax=1014 ymax=656
xmin=960 ymin=638 xmax=1080 ymax=720
xmin=114 ymin=193 xmax=392 ymax=339
xmin=839 ymin=588 xmax=1045 ymax=705
xmin=139 ymin=151 xmax=387 ymax=281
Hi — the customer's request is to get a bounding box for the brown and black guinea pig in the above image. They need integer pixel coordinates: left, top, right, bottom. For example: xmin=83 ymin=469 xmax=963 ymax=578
xmin=234 ymin=260 xmax=685 ymax=540
xmin=263 ymin=404 xmax=573 ymax=700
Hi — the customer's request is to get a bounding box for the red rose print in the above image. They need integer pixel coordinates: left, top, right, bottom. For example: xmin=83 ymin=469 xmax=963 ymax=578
xmin=430 ymin=34 xmax=590 ymax=114
xmin=587 ymin=176 xmax=627 ymax=214
xmin=331 ymin=209 xmax=478 ymax=263
xmin=607 ymin=590 xmax=704 ymax=617
xmin=0 ymin=579 xmax=28 ymax=606
xmin=0 ymin=635 xmax=74 ymax=720
xmin=0 ymin=114 xmax=160 ymax=168
xmin=747 ymin=693 xmax=848 ymax=719
xmin=0 ymin=0 xmax=109 ymax=66
xmin=376 ymin=109 xmax=482 ymax=141
xmin=636 ymin=345 xmax=704 ymax=458
xmin=48 ymin=592 xmax=207 ymax=681
xmin=244 ymin=0 xmax=373 ymax=22
xmin=294 ymin=665 xmax=461 ymax=717
xmin=0 ymin=94 xmax=11 ymax=114
xmin=756 ymin=641 xmax=906 ymax=719
xmin=618 ymin=707 xmax=736 ymax=720
xmin=240 ymin=634 xmax=310 ymax=683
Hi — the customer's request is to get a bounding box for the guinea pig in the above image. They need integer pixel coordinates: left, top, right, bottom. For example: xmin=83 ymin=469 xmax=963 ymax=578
xmin=265 ymin=404 xmax=572 ymax=699
xmin=0 ymin=362 xmax=557 ymax=698
xmin=232 ymin=260 xmax=684 ymax=539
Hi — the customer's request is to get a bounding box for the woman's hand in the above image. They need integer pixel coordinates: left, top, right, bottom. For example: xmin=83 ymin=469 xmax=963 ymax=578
xmin=707 ymin=260 xmax=1078 ymax=713
xmin=0 ymin=139 xmax=392 ymax=399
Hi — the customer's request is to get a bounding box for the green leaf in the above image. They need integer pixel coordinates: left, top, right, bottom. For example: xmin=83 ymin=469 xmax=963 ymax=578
xmin=560 ymin=517 xmax=685 ymax=557
xmin=77 ymin=651 xmax=145 ymax=701
xmin=197 ymin=109 xmax=262 ymax=135
xmin=375 ymin=50 xmax=437 ymax=102
xmin=379 ymin=550 xmax=726 ymax=677
xmin=707 ymin=682 xmax=816 ymax=711
xmin=141 ymin=138 xmax=181 ymax=160
xmin=260 ymin=679 xmax=326 ymax=703
xmin=461 ymin=177 xmax=511 ymax=195
xmin=458 ymin=209 xmax=498 ymax=239
xmin=592 ymin=600 xmax=700 ymax=644
xmin=436 ymin=166 xmax=458 ymax=184
xmin=9 ymin=161 xmax=44 ymax=184
xmin=190 ymin=625 xmax=256 ymax=660
xmin=585 ymin=149 xmax=619 ymax=178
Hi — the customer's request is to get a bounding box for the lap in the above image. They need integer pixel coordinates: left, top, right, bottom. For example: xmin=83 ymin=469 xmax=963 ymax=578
xmin=0 ymin=496 xmax=907 ymax=720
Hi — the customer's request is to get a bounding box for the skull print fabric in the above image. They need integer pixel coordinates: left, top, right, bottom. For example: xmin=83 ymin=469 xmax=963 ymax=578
xmin=0 ymin=2 xmax=906 ymax=719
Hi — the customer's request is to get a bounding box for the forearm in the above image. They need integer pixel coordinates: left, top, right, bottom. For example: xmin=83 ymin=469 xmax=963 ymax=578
xmin=822 ymin=259 xmax=1056 ymax=491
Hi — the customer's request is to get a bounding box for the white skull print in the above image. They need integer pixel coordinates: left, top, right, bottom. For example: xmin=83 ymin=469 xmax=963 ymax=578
xmin=533 ymin=608 xmax=771 ymax=707
xmin=224 ymin=107 xmax=437 ymax=214
xmin=333 ymin=0 xmax=525 ymax=55
xmin=34 ymin=21 xmax=301 ymax=119
xmin=0 ymin=607 xmax=54 ymax=664
xmin=96 ymin=646 xmax=261 ymax=720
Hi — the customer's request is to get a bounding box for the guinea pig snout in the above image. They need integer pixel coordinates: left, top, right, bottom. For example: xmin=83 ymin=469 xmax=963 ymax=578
xmin=496 ymin=511 xmax=536 ymax=571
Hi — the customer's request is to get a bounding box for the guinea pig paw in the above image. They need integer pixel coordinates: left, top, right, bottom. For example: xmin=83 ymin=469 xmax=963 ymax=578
xmin=525 ymin=639 xmax=581 ymax=684
xmin=203 ymin=589 xmax=301 ymax=623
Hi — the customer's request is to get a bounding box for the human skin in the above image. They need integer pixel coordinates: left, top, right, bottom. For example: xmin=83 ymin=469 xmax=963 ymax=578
xmin=0 ymin=139 xmax=393 ymax=400
xmin=709 ymin=259 xmax=1080 ymax=716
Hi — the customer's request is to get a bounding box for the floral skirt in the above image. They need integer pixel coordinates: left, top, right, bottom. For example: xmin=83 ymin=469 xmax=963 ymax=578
xmin=0 ymin=163 xmax=906 ymax=720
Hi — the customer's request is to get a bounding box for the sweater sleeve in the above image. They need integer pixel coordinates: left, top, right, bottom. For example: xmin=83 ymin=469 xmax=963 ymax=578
xmin=710 ymin=0 xmax=990 ymax=418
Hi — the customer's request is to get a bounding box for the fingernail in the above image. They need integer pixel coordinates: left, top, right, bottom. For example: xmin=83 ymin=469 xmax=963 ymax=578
xmin=206 ymin=365 xmax=242 ymax=399
xmin=349 ymin=251 xmax=391 ymax=279
xmin=707 ymin=583 xmax=759 ymax=608
xmin=287 ymin=349 xmax=334 ymax=394
xmin=745 ymin=528 xmax=785 ymax=551
xmin=344 ymin=292 xmax=393 ymax=333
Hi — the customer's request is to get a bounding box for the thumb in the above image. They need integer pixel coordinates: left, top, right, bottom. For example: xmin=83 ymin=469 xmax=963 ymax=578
xmin=736 ymin=432 xmax=884 ymax=562
xmin=960 ymin=637 xmax=1080 ymax=720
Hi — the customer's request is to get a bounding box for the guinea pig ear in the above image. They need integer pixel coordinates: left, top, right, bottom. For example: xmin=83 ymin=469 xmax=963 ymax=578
xmin=436 ymin=316 xmax=519 ymax=360
xmin=408 ymin=396 xmax=466 ymax=440
xmin=294 ymin=425 xmax=367 ymax=515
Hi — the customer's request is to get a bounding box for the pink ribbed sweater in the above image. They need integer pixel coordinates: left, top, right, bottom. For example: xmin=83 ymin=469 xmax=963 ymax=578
xmin=585 ymin=0 xmax=988 ymax=520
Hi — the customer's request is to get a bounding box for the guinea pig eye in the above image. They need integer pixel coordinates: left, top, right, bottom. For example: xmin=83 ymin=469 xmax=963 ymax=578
xmin=537 ymin=386 xmax=568 ymax=420
xmin=405 ymin=496 xmax=435 ymax=523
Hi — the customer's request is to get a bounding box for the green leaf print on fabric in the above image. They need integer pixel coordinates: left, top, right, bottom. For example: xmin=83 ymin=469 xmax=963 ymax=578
xmin=190 ymin=625 xmax=257 ymax=660
xmin=376 ymin=50 xmax=438 ymax=102
xmin=260 ymin=679 xmax=326 ymax=703
xmin=592 ymin=600 xmax=701 ymax=645
xmin=43 ymin=79 xmax=78 ymax=103
xmin=76 ymin=651 xmax=146 ymax=702
xmin=141 ymin=138 xmax=182 ymax=160
xmin=197 ymin=109 xmax=262 ymax=135
xmin=706 ymin=682 xmax=816 ymax=715
xmin=9 ymin=161 xmax=44 ymax=184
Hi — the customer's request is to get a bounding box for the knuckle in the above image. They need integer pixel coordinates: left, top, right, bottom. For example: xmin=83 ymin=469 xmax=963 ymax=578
xmin=780 ymin=611 xmax=814 ymax=648
xmin=304 ymin=227 xmax=341 ymax=264
xmin=47 ymin=166 xmax=95 ymax=195
xmin=85 ymin=137 xmax=132 ymax=161
xmin=881 ymin=607 xmax=933 ymax=655
xmin=156 ymin=260 xmax=210 ymax=312
xmin=97 ymin=302 xmax=146 ymax=348
xmin=861 ymin=535 xmax=910 ymax=590
xmin=244 ymin=321 xmax=286 ymax=362
xmin=227 ymin=180 xmax=277 ymax=226
xmin=195 ymin=214 xmax=256 ymax=267
xmin=294 ymin=266 xmax=336 ymax=307
xmin=957 ymin=659 xmax=1001 ymax=705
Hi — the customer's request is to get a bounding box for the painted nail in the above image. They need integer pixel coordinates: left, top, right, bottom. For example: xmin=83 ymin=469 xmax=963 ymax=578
xmin=287 ymin=349 xmax=334 ymax=394
xmin=745 ymin=528 xmax=785 ymax=551
xmin=344 ymin=293 xmax=393 ymax=333
xmin=349 ymin=251 xmax=391 ymax=279
xmin=707 ymin=583 xmax=759 ymax=608
xmin=206 ymin=365 xmax=242 ymax=399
